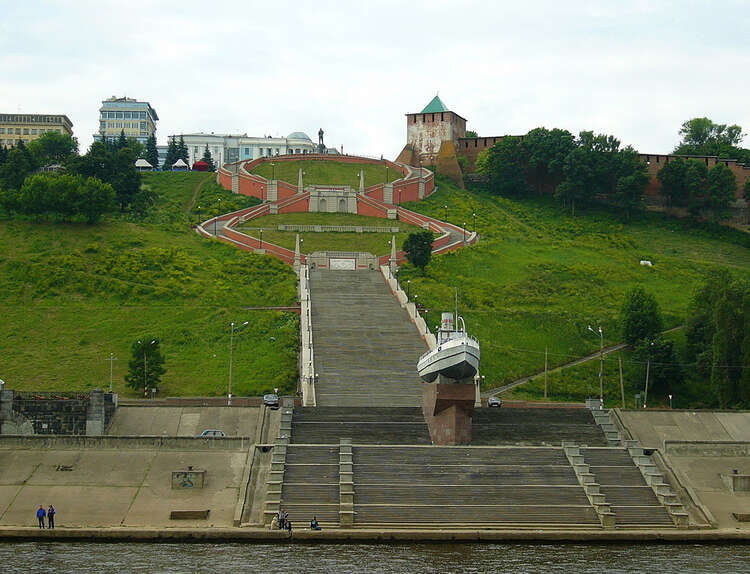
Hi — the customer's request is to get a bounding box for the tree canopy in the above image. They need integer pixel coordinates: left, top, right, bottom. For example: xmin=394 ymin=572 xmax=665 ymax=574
xmin=674 ymin=117 xmax=749 ymax=165
xmin=125 ymin=338 xmax=166 ymax=395
xmin=402 ymin=230 xmax=434 ymax=273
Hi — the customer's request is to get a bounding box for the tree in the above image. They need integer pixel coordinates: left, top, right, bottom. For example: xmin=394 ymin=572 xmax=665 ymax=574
xmin=144 ymin=133 xmax=159 ymax=170
xmin=27 ymin=131 xmax=78 ymax=165
xmin=402 ymin=230 xmax=434 ymax=273
xmin=674 ymin=117 xmax=750 ymax=165
xmin=711 ymin=289 xmax=744 ymax=408
xmin=162 ymin=136 xmax=178 ymax=170
xmin=524 ymin=127 xmax=575 ymax=195
xmin=201 ymin=144 xmax=216 ymax=171
xmin=0 ymin=146 xmax=33 ymax=190
xmin=706 ymin=163 xmax=737 ymax=219
xmin=125 ymin=338 xmax=166 ymax=395
xmin=177 ymin=135 xmax=189 ymax=164
xmin=111 ymin=147 xmax=142 ymax=211
xmin=12 ymin=174 xmax=115 ymax=223
xmin=611 ymin=147 xmax=648 ymax=219
xmin=632 ymin=336 xmax=683 ymax=398
xmin=480 ymin=137 xmax=530 ymax=197
xmin=685 ymin=159 xmax=709 ymax=215
xmin=465 ymin=130 xmax=478 ymax=138
xmin=621 ymin=286 xmax=663 ymax=346
xmin=657 ymin=158 xmax=688 ymax=206
xmin=116 ymin=129 xmax=128 ymax=150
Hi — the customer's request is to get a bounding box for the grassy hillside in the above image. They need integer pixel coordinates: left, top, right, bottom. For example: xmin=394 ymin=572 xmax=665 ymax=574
xmin=0 ymin=172 xmax=298 ymax=398
xmin=250 ymin=159 xmax=403 ymax=188
xmin=239 ymin=213 xmax=424 ymax=255
xmin=402 ymin=177 xmax=750 ymax=405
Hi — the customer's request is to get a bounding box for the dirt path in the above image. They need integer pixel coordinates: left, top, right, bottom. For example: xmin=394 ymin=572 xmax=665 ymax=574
xmin=186 ymin=173 xmax=212 ymax=213
xmin=482 ymin=325 xmax=685 ymax=398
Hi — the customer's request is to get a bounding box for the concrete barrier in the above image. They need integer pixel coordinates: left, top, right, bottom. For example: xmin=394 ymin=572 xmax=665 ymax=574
xmin=0 ymin=435 xmax=249 ymax=450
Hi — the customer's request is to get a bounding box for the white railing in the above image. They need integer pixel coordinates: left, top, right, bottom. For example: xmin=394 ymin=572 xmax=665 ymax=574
xmin=299 ymin=264 xmax=316 ymax=406
xmin=380 ymin=265 xmax=436 ymax=349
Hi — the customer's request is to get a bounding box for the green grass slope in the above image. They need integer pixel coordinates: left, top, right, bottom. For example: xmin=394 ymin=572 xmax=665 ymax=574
xmin=0 ymin=172 xmax=298 ymax=398
xmin=238 ymin=213 xmax=424 ymax=255
xmin=250 ymin=159 xmax=403 ymax=188
xmin=401 ymin=177 xmax=750 ymax=404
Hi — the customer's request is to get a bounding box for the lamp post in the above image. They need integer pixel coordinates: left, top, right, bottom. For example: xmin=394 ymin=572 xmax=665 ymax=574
xmin=472 ymin=212 xmax=476 ymax=233
xmin=669 ymin=394 xmax=673 ymax=409
xmin=108 ymin=352 xmax=117 ymax=393
xmin=587 ymin=325 xmax=604 ymax=407
xmin=444 ymin=205 xmax=448 ymax=222
xmin=197 ymin=205 xmax=201 ymax=225
xmin=414 ymin=294 xmax=419 ymax=314
xmin=463 ymin=222 xmax=466 ymax=243
xmin=229 ymin=321 xmax=249 ymax=406
xmin=137 ymin=339 xmax=157 ymax=398
xmin=386 ymin=165 xmax=389 ymax=184
xmin=407 ymin=279 xmax=411 ymax=301
xmin=271 ymin=162 xmax=276 ymax=180
xmin=259 ymin=228 xmax=263 ymax=249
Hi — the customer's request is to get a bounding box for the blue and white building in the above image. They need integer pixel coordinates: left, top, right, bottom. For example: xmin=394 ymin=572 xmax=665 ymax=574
xmin=95 ymin=96 xmax=158 ymax=145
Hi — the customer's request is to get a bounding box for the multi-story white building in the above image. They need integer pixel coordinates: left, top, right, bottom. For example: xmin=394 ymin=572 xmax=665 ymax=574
xmin=95 ymin=96 xmax=158 ymax=145
xmin=171 ymin=131 xmax=317 ymax=168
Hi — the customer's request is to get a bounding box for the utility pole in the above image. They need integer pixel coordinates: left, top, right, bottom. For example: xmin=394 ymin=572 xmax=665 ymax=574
xmin=544 ymin=346 xmax=548 ymax=400
xmin=108 ymin=353 xmax=117 ymax=393
xmin=618 ymin=355 xmax=625 ymax=409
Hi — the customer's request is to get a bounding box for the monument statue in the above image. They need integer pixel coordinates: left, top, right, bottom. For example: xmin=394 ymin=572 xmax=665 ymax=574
xmin=318 ymin=128 xmax=325 ymax=154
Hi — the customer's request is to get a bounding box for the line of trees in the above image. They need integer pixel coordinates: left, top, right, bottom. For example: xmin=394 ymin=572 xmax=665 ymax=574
xmin=0 ymin=131 xmax=153 ymax=222
xmin=686 ymin=272 xmax=750 ymax=408
xmin=476 ymin=118 xmax=748 ymax=221
xmin=476 ymin=127 xmax=649 ymax=218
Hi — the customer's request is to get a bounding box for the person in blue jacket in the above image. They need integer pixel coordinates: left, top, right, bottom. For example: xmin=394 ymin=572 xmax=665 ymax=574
xmin=36 ymin=505 xmax=46 ymax=529
xmin=47 ymin=505 xmax=56 ymax=529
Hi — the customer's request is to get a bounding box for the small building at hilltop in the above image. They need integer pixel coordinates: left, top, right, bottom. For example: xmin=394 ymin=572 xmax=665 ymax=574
xmin=397 ymin=95 xmax=466 ymax=166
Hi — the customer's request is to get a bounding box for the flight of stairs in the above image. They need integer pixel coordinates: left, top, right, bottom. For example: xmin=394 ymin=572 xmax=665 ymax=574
xmin=309 ymin=269 xmax=427 ymax=407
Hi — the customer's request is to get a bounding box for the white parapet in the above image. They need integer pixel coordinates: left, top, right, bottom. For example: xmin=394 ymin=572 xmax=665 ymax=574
xmin=298 ymin=264 xmax=316 ymax=406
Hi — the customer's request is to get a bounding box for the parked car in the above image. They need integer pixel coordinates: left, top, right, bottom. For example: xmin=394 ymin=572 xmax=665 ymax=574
xmin=263 ymin=393 xmax=280 ymax=408
xmin=487 ymin=397 xmax=502 ymax=408
xmin=197 ymin=429 xmax=225 ymax=437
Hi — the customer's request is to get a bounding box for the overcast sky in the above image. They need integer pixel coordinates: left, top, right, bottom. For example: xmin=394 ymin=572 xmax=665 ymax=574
xmin=2 ymin=1 xmax=748 ymax=158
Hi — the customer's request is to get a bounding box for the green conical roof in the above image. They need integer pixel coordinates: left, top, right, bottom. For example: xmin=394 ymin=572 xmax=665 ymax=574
xmin=421 ymin=95 xmax=448 ymax=113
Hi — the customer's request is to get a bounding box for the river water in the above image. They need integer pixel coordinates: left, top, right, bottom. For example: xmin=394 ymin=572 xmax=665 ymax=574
xmin=2 ymin=541 xmax=750 ymax=573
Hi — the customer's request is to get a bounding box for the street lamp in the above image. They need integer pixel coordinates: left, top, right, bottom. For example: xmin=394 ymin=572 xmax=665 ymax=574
xmin=259 ymin=228 xmax=263 ymax=249
xmin=197 ymin=205 xmax=201 ymax=225
xmin=407 ymin=279 xmax=411 ymax=301
xmin=386 ymin=165 xmax=389 ymax=184
xmin=669 ymin=394 xmax=673 ymax=409
xmin=229 ymin=321 xmax=249 ymax=406
xmin=137 ymin=339 xmax=157 ymax=398
xmin=444 ymin=205 xmax=448 ymax=222
xmin=271 ymin=162 xmax=276 ymax=180
xmin=472 ymin=212 xmax=477 ymax=233
xmin=587 ymin=325 xmax=604 ymax=407
xmin=108 ymin=352 xmax=117 ymax=393
xmin=463 ymin=222 xmax=467 ymax=242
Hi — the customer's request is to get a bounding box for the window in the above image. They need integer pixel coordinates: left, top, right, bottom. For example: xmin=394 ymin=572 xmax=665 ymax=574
xmin=116 ymin=122 xmax=122 ymax=128
xmin=140 ymin=122 xmax=146 ymax=130
xmin=31 ymin=129 xmax=37 ymax=135
xmin=244 ymin=147 xmax=249 ymax=154
xmin=23 ymin=128 xmax=29 ymax=135
xmin=56 ymin=129 xmax=61 ymax=134
xmin=0 ymin=128 xmax=4 ymax=134
xmin=124 ymin=112 xmax=131 ymax=119
xmin=194 ymin=146 xmax=199 ymax=154
xmin=15 ymin=128 xmax=21 ymax=134
xmin=116 ymin=112 xmax=123 ymax=119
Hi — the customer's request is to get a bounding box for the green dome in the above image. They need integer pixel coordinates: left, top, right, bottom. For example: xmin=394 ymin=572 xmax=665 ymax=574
xmin=287 ymin=131 xmax=311 ymax=141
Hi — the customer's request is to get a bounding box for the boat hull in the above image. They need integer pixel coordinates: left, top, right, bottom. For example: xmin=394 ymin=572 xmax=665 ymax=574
xmin=417 ymin=339 xmax=480 ymax=383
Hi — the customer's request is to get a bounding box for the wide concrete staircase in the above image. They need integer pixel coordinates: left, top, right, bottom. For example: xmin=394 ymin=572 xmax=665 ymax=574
xmin=473 ymin=408 xmax=609 ymax=446
xmin=352 ymin=446 xmax=600 ymax=527
xmin=581 ymin=447 xmax=674 ymax=527
xmin=291 ymin=407 xmax=431 ymax=445
xmin=279 ymin=445 xmax=340 ymax=526
xmin=310 ymin=269 xmax=426 ymax=407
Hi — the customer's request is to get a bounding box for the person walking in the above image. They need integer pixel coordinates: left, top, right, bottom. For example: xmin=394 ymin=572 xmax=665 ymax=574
xmin=47 ymin=505 xmax=55 ymax=529
xmin=36 ymin=505 xmax=46 ymax=529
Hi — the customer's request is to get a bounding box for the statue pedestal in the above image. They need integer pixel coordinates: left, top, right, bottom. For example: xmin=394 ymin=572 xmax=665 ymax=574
xmin=422 ymin=376 xmax=475 ymax=445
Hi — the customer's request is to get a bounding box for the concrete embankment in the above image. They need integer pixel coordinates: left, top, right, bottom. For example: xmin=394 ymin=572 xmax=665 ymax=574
xmin=1 ymin=526 xmax=750 ymax=543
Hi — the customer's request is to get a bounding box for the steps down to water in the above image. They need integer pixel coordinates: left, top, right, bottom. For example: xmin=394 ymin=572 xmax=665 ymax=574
xmin=581 ymin=447 xmax=674 ymax=527
xmin=309 ymin=270 xmax=426 ymax=407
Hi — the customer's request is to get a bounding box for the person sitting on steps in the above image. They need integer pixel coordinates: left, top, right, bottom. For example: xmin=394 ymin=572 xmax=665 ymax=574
xmin=310 ymin=516 xmax=321 ymax=530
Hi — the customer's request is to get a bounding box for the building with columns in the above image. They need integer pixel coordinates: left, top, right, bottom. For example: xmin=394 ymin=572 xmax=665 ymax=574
xmin=172 ymin=131 xmax=317 ymax=168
